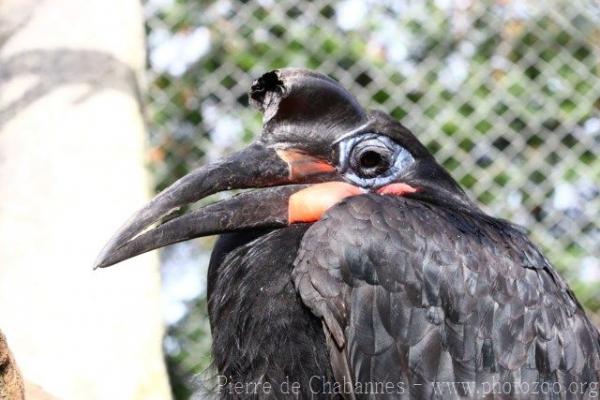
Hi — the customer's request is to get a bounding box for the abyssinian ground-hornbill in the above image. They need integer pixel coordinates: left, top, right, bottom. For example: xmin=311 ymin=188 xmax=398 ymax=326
xmin=96 ymin=69 xmax=600 ymax=399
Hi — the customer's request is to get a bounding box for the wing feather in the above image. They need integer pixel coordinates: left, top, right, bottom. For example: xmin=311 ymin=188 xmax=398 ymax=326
xmin=293 ymin=194 xmax=600 ymax=399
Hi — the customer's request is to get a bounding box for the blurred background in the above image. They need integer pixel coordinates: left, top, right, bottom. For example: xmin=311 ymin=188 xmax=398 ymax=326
xmin=0 ymin=0 xmax=598 ymax=399
xmin=145 ymin=0 xmax=599 ymax=398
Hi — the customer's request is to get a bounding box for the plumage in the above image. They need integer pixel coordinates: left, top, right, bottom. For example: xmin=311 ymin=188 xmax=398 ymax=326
xmin=293 ymin=194 xmax=600 ymax=398
xmin=96 ymin=68 xmax=600 ymax=399
xmin=207 ymin=226 xmax=341 ymax=399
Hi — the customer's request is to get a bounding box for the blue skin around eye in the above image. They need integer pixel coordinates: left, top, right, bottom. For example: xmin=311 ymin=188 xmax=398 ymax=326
xmin=337 ymin=133 xmax=415 ymax=190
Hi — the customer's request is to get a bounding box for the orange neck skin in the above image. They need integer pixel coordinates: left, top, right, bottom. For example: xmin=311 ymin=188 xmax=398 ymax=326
xmin=288 ymin=181 xmax=418 ymax=223
xmin=376 ymin=183 xmax=418 ymax=196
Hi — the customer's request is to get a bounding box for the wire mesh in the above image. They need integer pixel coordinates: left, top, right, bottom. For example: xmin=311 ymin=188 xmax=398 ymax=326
xmin=144 ymin=0 xmax=600 ymax=397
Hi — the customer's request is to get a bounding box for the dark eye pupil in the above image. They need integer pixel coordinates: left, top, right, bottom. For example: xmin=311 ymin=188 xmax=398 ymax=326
xmin=359 ymin=150 xmax=383 ymax=168
xmin=353 ymin=147 xmax=391 ymax=178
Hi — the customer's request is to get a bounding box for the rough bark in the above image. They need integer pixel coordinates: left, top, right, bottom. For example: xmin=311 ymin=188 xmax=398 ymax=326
xmin=0 ymin=0 xmax=171 ymax=398
xmin=0 ymin=331 xmax=24 ymax=400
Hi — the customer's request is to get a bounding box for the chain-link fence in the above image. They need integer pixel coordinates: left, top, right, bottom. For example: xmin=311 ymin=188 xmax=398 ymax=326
xmin=144 ymin=0 xmax=600 ymax=397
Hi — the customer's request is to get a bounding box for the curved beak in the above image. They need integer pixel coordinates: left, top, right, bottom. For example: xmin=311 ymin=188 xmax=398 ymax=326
xmin=95 ymin=68 xmax=368 ymax=269
xmin=94 ymin=142 xmax=336 ymax=269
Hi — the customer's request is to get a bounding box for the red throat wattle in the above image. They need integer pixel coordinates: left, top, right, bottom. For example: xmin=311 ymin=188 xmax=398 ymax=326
xmin=288 ymin=181 xmax=418 ymax=223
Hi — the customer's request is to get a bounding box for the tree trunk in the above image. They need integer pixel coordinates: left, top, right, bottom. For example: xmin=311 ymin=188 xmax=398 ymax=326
xmin=0 ymin=331 xmax=24 ymax=400
xmin=0 ymin=0 xmax=171 ymax=399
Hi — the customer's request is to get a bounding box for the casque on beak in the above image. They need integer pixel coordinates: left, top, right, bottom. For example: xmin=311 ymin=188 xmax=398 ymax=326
xmin=94 ymin=69 xmax=367 ymax=269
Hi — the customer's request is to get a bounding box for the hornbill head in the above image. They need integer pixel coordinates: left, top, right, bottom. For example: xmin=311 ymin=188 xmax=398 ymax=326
xmin=95 ymin=68 xmax=471 ymax=269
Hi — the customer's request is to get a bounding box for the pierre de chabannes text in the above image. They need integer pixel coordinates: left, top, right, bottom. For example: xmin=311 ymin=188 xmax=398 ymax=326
xmin=216 ymin=375 xmax=599 ymax=397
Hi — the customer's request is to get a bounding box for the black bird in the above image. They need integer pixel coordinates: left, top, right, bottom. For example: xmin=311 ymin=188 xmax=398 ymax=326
xmin=95 ymin=69 xmax=600 ymax=399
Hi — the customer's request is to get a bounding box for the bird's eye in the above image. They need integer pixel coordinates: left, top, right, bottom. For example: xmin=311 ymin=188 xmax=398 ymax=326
xmin=350 ymin=141 xmax=393 ymax=178
xmin=337 ymin=133 xmax=414 ymax=189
